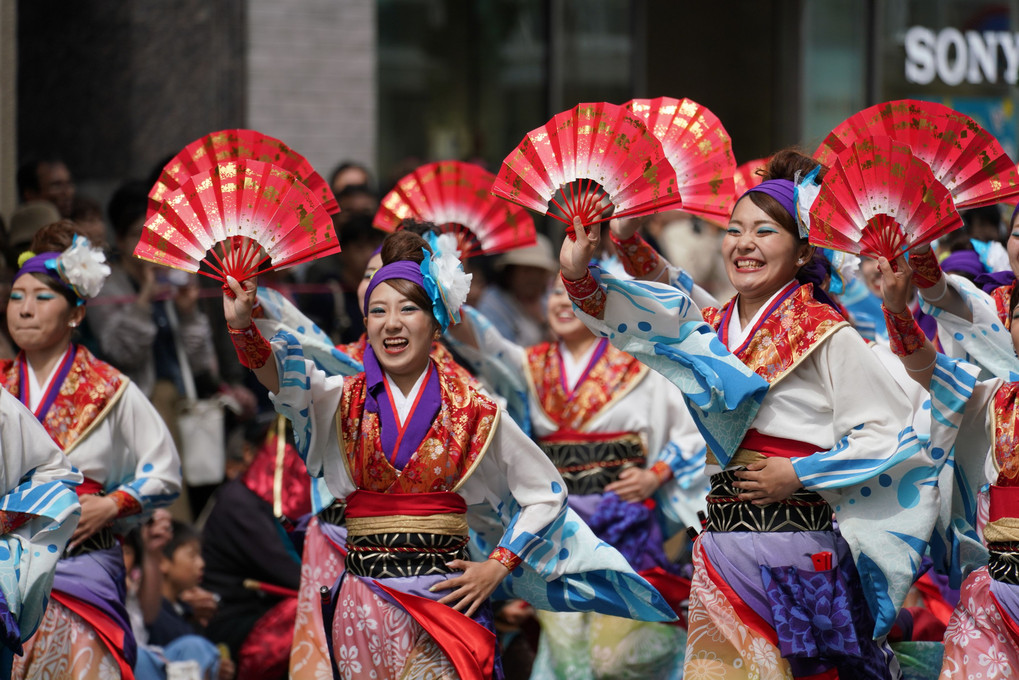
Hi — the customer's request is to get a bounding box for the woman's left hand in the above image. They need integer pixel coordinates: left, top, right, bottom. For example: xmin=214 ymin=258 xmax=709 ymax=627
xmin=69 ymin=494 xmax=119 ymax=549
xmin=431 ymin=559 xmax=509 ymax=618
xmin=734 ymin=458 xmax=802 ymax=505
xmin=604 ymin=467 xmax=660 ymax=502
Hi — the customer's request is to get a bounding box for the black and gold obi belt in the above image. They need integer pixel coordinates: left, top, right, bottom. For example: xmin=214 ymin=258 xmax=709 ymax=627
xmin=539 ymin=431 xmax=646 ymax=496
xmin=343 ymin=489 xmax=470 ymax=579
xmin=705 ymin=429 xmax=832 ymax=533
xmin=986 ymin=484 xmax=1019 ymax=586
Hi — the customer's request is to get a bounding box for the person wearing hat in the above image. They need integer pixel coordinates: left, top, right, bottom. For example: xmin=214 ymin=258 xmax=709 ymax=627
xmin=475 ymin=233 xmax=558 ymax=346
xmin=5 ymin=200 xmax=61 ymax=268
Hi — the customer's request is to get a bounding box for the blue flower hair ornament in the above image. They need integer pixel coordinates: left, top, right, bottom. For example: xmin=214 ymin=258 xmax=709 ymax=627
xmin=419 ymin=232 xmax=472 ymax=332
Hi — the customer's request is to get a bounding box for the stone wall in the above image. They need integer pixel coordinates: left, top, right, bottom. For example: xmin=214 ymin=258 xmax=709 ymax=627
xmin=247 ymin=0 xmax=376 ymax=182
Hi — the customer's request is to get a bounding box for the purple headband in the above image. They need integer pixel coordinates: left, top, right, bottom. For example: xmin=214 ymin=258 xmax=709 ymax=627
xmin=15 ymin=252 xmax=74 ymax=295
xmin=741 ymin=179 xmax=798 ymax=230
xmin=362 ymin=260 xmax=425 ymax=316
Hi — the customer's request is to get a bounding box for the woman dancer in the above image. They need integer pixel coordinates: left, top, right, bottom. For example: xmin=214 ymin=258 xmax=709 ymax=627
xmin=257 ymin=236 xmax=495 ymax=680
xmin=559 ymin=151 xmax=939 ymax=678
xmin=8 ymin=222 xmax=182 ymax=680
xmin=225 ymin=229 xmax=673 ymax=678
xmin=448 ymin=275 xmax=708 ymax=679
xmin=876 ymin=253 xmax=1019 ymax=678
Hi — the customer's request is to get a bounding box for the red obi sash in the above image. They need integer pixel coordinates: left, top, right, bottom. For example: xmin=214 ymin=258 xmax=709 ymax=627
xmin=738 ymin=429 xmax=822 ymax=459
xmin=0 ymin=345 xmax=127 ymax=453
xmin=76 ymin=477 xmax=105 ymax=497
xmin=345 ymin=489 xmax=467 ymax=517
xmin=992 ymin=382 xmax=1019 ymax=484
xmin=525 ymin=338 xmax=647 ymax=431
xmin=993 ymin=283 xmax=1014 ymax=330
xmin=989 ymin=485 xmax=1019 ymax=522
xmin=704 ymin=283 xmax=847 ymax=386
xmin=336 ymin=365 xmax=499 ymax=493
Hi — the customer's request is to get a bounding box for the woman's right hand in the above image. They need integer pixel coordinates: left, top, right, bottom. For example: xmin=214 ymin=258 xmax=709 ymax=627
xmin=223 ymin=276 xmax=257 ymax=329
xmin=876 ymin=255 xmax=912 ymax=314
xmin=560 ymin=216 xmax=600 ymax=281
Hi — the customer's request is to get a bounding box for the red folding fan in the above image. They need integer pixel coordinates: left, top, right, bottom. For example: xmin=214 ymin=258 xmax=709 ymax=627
xmin=808 ymin=136 xmax=963 ymax=261
xmin=135 ymin=159 xmax=339 ymax=284
xmin=491 ymin=102 xmax=684 ymax=238
xmin=814 ymin=100 xmax=1019 ymax=209
xmin=374 ymin=161 xmax=537 ymax=258
xmin=624 ymin=97 xmax=736 ymax=222
xmin=148 ymin=129 xmax=339 ymax=220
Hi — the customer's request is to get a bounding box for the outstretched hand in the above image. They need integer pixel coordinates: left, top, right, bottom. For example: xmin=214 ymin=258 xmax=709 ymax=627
xmin=876 ymin=255 xmax=912 ymax=314
xmin=560 ymin=216 xmax=600 ymax=281
xmin=223 ymin=276 xmax=258 ymax=329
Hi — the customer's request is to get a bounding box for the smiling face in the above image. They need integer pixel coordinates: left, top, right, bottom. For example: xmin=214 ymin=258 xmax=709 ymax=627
xmin=7 ymin=274 xmax=83 ymax=353
xmin=723 ymin=196 xmax=812 ymax=314
xmin=546 ymin=277 xmax=591 ymax=343
xmin=364 ymin=280 xmax=437 ymax=391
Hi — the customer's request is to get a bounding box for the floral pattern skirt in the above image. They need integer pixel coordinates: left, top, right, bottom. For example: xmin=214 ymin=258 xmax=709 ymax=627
xmin=685 ymin=535 xmax=900 ymax=680
xmin=330 ymin=575 xmax=457 ymax=679
xmin=291 ymin=516 xmax=347 ymax=680
xmin=940 ymin=567 xmax=1019 ymax=679
xmin=12 ymin=599 xmax=120 ymax=680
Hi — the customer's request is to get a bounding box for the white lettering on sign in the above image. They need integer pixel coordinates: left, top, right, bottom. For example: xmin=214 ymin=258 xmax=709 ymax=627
xmin=905 ymin=26 xmax=1019 ymax=85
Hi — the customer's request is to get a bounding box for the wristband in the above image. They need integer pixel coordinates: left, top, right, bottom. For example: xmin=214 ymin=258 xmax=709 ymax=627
xmin=610 ymin=231 xmax=663 ymax=277
xmin=109 ymin=490 xmax=143 ymax=518
xmin=489 ymin=546 xmax=523 ymax=572
xmin=0 ymin=510 xmax=32 ymax=535
xmin=229 ymin=323 xmax=272 ymax=369
xmin=883 ymin=305 xmax=926 ymax=357
xmin=561 ymin=271 xmax=606 ymax=319
xmin=908 ymin=249 xmax=943 ymax=289
xmin=561 ymin=271 xmax=599 ymax=300
xmin=650 ymin=460 xmax=673 ymax=485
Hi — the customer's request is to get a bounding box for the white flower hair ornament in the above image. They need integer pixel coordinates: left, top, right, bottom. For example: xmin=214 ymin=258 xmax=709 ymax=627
xmin=419 ymin=231 xmax=472 ymax=331
xmin=793 ymin=164 xmax=823 ymax=240
xmin=820 ymin=249 xmax=860 ymax=295
xmin=52 ymin=235 xmax=111 ymax=302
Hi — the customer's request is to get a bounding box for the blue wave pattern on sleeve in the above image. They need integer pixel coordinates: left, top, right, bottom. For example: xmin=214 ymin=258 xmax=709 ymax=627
xmin=0 ymin=470 xmax=80 ymax=642
xmin=572 ymin=266 xmax=768 ymax=464
xmin=485 ymin=499 xmax=675 ymax=622
xmin=268 ymin=330 xmax=318 ymax=479
xmin=925 ymin=353 xmax=988 ymax=588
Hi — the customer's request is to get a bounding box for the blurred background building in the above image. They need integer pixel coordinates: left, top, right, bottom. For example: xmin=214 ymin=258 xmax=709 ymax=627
xmin=2 ymin=0 xmax=1018 ymax=219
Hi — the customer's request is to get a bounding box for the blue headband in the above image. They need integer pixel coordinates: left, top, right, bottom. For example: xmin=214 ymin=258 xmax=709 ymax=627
xmin=741 ymin=179 xmax=798 ymax=228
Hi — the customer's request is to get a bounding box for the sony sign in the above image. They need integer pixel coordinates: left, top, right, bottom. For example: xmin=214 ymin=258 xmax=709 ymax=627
xmin=905 ymin=26 xmax=1019 ymax=85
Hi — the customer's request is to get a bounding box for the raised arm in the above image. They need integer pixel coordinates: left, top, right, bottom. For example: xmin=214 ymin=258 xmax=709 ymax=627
xmin=224 ymin=276 xmax=279 ymax=394
xmin=878 ymin=254 xmax=938 ymax=389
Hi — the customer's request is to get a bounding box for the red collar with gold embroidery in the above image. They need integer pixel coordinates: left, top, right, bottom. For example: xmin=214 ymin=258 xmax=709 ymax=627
xmin=992 ymin=283 xmax=1014 ymax=330
xmin=526 ymin=339 xmax=647 ymax=433
xmin=0 ymin=345 xmax=127 ymax=452
xmin=336 ymin=364 xmax=499 ymax=493
xmin=991 ymin=382 xmax=1019 ymax=485
xmin=705 ymin=283 xmax=847 ymax=385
